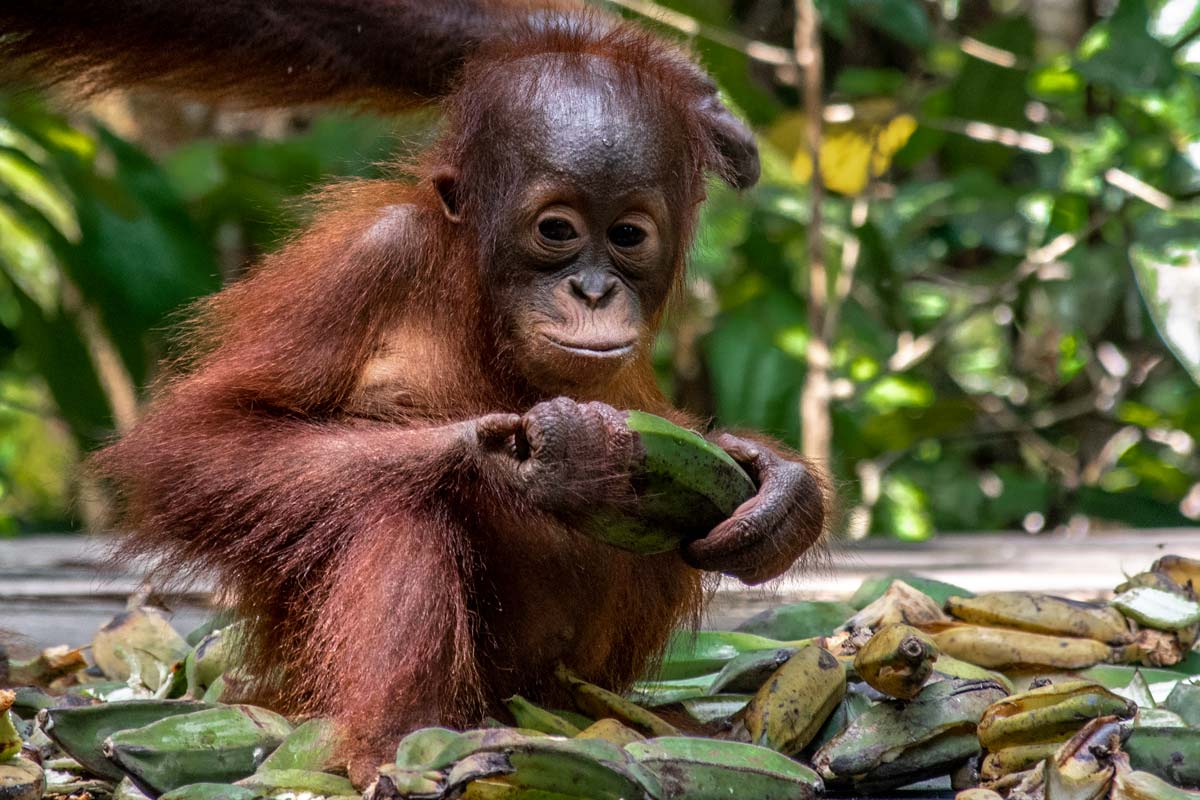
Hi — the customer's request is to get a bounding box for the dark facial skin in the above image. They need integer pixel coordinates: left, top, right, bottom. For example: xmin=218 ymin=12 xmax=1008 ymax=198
xmin=482 ymin=57 xmax=685 ymax=392
xmin=451 ymin=57 xmax=826 ymax=587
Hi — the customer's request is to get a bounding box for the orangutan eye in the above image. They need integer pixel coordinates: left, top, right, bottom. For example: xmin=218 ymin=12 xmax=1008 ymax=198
xmin=609 ymin=223 xmax=647 ymax=248
xmin=538 ymin=218 xmax=578 ymax=242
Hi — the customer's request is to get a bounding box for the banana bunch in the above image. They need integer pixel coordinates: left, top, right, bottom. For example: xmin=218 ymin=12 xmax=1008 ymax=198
xmin=853 ymin=624 xmax=938 ymax=700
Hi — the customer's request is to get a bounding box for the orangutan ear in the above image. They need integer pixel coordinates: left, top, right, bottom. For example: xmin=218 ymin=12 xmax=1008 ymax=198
xmin=432 ymin=166 xmax=463 ymax=223
xmin=698 ymin=94 xmax=761 ymax=190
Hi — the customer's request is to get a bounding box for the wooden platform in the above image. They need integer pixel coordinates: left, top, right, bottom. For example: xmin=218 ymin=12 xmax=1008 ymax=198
xmin=2 ymin=529 xmax=1199 ymax=649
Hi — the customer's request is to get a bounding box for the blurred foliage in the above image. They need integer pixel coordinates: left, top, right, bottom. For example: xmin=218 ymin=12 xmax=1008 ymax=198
xmin=0 ymin=0 xmax=1198 ymax=537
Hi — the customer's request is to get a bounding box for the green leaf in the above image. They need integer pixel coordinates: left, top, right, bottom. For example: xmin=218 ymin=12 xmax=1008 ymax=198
xmin=1130 ymin=216 xmax=1200 ymax=384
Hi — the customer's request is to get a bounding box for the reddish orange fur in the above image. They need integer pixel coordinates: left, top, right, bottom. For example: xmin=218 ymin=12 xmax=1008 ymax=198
xmin=4 ymin=4 xmax=829 ymax=778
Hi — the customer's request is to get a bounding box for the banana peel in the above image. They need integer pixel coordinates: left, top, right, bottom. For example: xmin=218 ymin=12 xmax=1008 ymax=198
xmin=812 ymin=678 xmax=1007 ymax=785
xmin=976 ymin=680 xmax=1135 ymax=750
xmin=1043 ymin=716 xmax=1126 ymax=800
xmin=842 ymin=580 xmax=950 ymax=631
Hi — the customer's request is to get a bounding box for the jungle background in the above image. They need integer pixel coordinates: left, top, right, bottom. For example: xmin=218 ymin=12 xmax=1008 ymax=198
xmin=0 ymin=0 xmax=1197 ymax=540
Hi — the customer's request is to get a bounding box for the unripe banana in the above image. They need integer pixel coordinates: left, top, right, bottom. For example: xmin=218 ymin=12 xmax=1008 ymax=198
xmin=554 ymin=664 xmax=679 ymax=738
xmin=504 ymin=695 xmax=582 ymax=738
xmin=976 ymin=681 xmax=1135 ymax=750
xmin=853 ymin=624 xmax=938 ymax=700
xmin=0 ymin=690 xmax=21 ymax=761
xmin=930 ymin=624 xmax=1113 ymax=671
xmin=946 ymin=593 xmax=1131 ymax=644
xmin=584 ymin=412 xmax=755 ymax=554
xmin=738 ymin=644 xmax=846 ymax=756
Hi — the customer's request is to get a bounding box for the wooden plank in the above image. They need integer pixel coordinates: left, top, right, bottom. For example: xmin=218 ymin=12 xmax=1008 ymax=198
xmin=3 ymin=530 xmax=1198 ymax=648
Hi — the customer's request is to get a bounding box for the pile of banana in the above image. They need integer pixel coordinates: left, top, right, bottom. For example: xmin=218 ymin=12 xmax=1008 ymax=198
xmin=2 ymin=554 xmax=1199 ymax=800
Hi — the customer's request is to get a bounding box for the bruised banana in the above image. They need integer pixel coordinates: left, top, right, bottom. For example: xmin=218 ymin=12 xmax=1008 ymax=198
xmin=583 ymin=412 xmax=756 ymax=554
xmin=853 ymin=624 xmax=938 ymax=700
xmin=930 ymin=624 xmax=1114 ymax=671
xmin=739 ymin=644 xmax=846 ymax=756
xmin=946 ymin=593 xmax=1131 ymax=644
xmin=976 ymin=680 xmax=1135 ymax=750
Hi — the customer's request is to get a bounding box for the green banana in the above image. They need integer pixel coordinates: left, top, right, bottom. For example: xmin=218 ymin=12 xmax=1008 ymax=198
xmin=234 ymin=768 xmax=356 ymax=797
xmin=706 ymin=647 xmax=798 ymax=694
xmin=184 ymin=623 xmax=243 ymax=699
xmin=39 ymin=699 xmax=211 ymax=781
xmin=735 ymin=601 xmax=858 ymax=640
xmin=976 ymin=680 xmax=1135 ymax=751
xmin=626 ymin=737 xmax=823 ymax=800
xmin=1114 ymin=764 xmax=1200 ymax=800
xmin=930 ymin=624 xmax=1113 ymax=670
xmin=555 ymin=665 xmax=678 ymax=738
xmin=946 ymin=593 xmax=1131 ymax=644
xmin=505 ymin=695 xmax=583 ymax=737
xmin=158 ymin=784 xmax=259 ymax=800
xmin=651 ymin=629 xmax=803 ymax=681
xmin=680 ymin=696 xmax=752 ymax=725
xmin=583 ymin=412 xmax=755 ymax=554
xmin=1126 ymin=728 xmax=1200 ymax=789
xmin=258 ymin=718 xmax=340 ymax=772
xmin=443 ymin=736 xmax=658 ymax=800
xmin=738 ymin=644 xmax=846 ymax=756
xmin=812 ymin=678 xmax=1006 ymax=786
xmin=853 ymin=624 xmax=938 ymax=700
xmin=374 ymin=763 xmax=444 ymax=798
xmin=0 ymin=691 xmax=21 ymax=761
xmin=1165 ymin=681 xmax=1200 ymax=728
xmin=839 ymin=731 xmax=981 ymax=793
xmin=103 ymin=705 xmax=293 ymax=794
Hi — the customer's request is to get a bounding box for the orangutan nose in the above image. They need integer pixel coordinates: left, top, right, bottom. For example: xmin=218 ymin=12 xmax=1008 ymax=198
xmin=568 ymin=273 xmax=618 ymax=309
